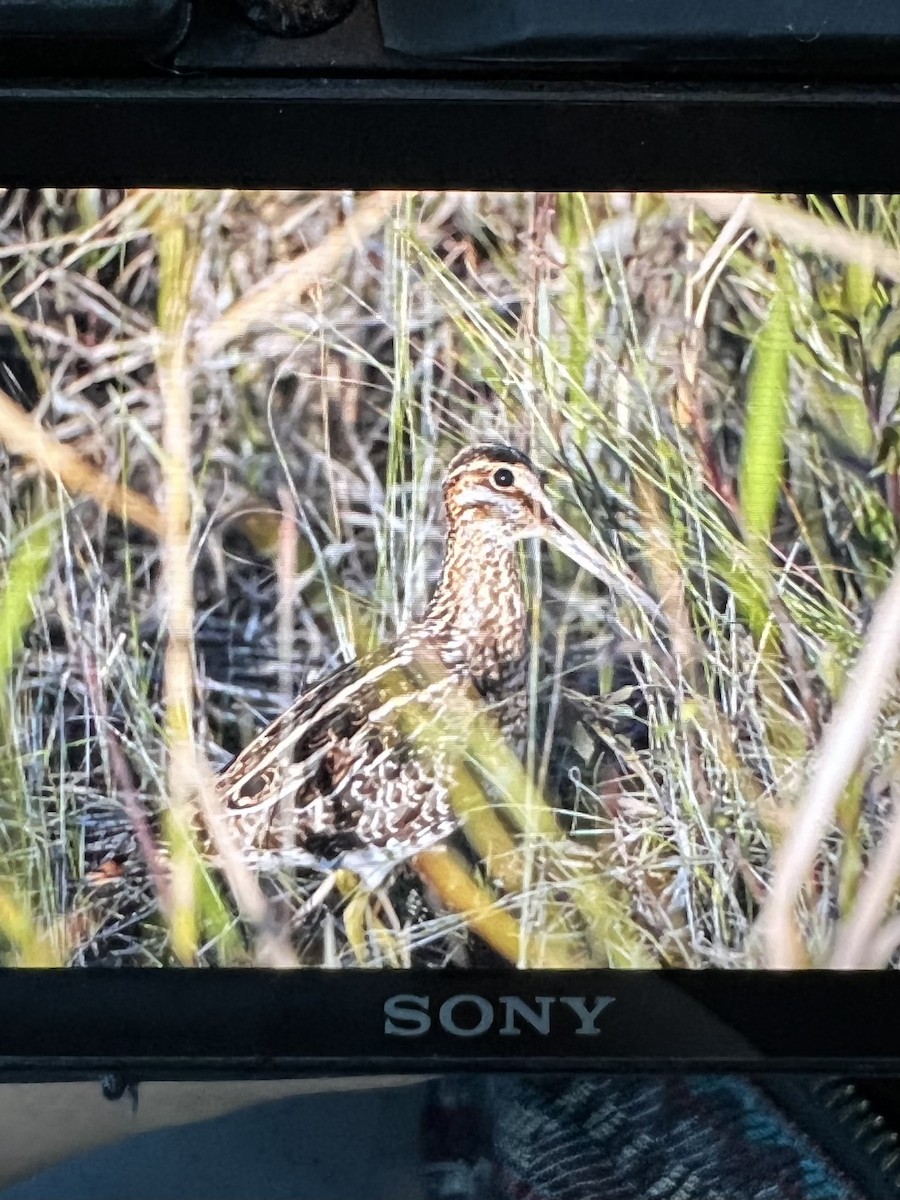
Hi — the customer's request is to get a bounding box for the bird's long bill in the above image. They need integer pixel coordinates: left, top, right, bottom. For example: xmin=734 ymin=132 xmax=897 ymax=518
xmin=540 ymin=509 xmax=657 ymax=616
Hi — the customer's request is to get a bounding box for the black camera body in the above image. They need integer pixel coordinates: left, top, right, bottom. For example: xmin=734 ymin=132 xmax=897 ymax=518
xmin=0 ymin=0 xmax=898 ymax=191
xmin=0 ymin=1 xmax=899 ymax=1086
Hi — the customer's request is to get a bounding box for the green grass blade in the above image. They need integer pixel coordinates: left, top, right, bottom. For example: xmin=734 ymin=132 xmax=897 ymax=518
xmin=740 ymin=279 xmax=794 ymax=543
xmin=0 ymin=516 xmax=56 ymax=685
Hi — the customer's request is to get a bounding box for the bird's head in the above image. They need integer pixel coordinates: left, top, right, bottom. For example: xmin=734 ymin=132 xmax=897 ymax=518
xmin=443 ymin=443 xmax=655 ymax=613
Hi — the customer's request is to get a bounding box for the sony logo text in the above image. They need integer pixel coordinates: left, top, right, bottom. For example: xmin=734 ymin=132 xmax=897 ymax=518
xmin=384 ymin=993 xmax=615 ymax=1038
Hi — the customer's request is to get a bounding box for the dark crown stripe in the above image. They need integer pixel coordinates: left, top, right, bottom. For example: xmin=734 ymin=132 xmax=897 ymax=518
xmin=446 ymin=443 xmax=535 ymax=475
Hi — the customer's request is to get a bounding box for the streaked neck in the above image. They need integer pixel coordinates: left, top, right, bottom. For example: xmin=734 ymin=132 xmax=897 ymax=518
xmin=423 ymin=514 xmax=527 ymax=680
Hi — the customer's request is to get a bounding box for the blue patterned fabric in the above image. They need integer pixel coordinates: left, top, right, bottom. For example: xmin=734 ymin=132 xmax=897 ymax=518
xmin=422 ymin=1075 xmax=898 ymax=1200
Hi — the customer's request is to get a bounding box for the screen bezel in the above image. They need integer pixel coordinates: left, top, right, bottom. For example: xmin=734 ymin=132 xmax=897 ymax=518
xmin=0 ymin=80 xmax=897 ymax=192
xmin=1 ymin=74 xmax=899 ymax=1076
xmin=2 ymin=968 xmax=900 ymax=1077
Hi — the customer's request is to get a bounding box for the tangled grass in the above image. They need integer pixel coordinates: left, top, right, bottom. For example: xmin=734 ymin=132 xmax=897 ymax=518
xmin=1 ymin=188 xmax=900 ymax=970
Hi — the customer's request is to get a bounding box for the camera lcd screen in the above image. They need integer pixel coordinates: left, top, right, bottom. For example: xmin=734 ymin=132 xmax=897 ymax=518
xmin=0 ymin=188 xmax=895 ymax=976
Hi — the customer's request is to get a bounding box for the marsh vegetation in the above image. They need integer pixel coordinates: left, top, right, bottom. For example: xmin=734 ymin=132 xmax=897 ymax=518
xmin=1 ymin=190 xmax=899 ymax=970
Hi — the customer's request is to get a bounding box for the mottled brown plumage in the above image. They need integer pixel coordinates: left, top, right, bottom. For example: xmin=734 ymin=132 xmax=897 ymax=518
xmin=212 ymin=444 xmax=651 ymax=886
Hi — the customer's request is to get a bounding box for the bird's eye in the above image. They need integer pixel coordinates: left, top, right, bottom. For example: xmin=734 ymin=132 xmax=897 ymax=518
xmin=493 ymin=468 xmax=515 ymax=488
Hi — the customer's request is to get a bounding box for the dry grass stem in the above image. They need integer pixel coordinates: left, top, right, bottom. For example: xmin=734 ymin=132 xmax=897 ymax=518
xmin=199 ymin=190 xmax=399 ymax=355
xmin=275 ymin=485 xmax=299 ymax=849
xmin=156 ymin=192 xmax=203 ymax=964
xmin=80 ymin=650 xmax=172 ymax=912
xmin=157 ymin=193 xmax=299 ymax=968
xmin=760 ymin=553 xmax=900 ymax=968
xmin=682 ymin=193 xmax=900 ymax=280
xmin=0 ymin=386 xmax=165 ymax=537
xmin=829 ymin=777 xmax=900 ymax=968
xmin=194 ymin=761 xmax=298 ymax=969
xmin=413 ymin=848 xmax=576 ymax=969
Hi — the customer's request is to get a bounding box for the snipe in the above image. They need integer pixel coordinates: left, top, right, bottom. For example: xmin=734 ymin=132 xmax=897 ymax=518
xmin=213 ymin=444 xmax=652 ymax=887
